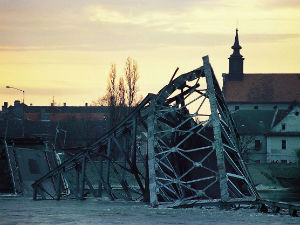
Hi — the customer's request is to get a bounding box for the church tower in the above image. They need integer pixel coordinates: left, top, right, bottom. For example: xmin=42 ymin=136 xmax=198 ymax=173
xmin=228 ymin=29 xmax=244 ymax=80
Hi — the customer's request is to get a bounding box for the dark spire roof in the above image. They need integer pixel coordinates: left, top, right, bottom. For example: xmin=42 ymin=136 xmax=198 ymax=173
xmin=232 ymin=29 xmax=241 ymax=49
xmin=228 ymin=29 xmax=244 ymax=80
xmin=230 ymin=29 xmax=243 ymax=57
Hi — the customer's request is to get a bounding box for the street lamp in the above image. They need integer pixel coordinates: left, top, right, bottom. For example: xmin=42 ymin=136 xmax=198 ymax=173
xmin=6 ymin=85 xmax=25 ymax=137
xmin=6 ymin=86 xmax=25 ymax=104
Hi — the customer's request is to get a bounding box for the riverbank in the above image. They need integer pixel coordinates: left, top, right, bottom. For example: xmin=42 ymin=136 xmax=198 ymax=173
xmin=0 ymin=197 xmax=299 ymax=225
xmin=247 ymin=163 xmax=299 ymax=188
xmin=246 ymin=163 xmax=300 ymax=203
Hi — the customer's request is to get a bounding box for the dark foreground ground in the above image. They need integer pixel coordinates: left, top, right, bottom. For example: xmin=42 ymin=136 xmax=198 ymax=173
xmin=0 ymin=197 xmax=299 ymax=225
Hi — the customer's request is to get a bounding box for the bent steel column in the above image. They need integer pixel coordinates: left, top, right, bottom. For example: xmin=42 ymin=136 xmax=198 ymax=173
xmin=147 ymin=101 xmax=158 ymax=207
xmin=203 ymin=56 xmax=229 ymax=202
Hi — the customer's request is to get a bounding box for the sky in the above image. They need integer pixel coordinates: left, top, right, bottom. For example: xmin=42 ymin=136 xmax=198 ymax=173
xmin=0 ymin=0 xmax=299 ymax=107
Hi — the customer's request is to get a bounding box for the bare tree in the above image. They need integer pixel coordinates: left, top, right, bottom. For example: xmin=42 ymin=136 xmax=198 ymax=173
xmin=90 ymin=96 xmax=106 ymax=106
xmin=117 ymin=77 xmax=126 ymax=107
xmin=96 ymin=64 xmax=118 ymax=128
xmin=239 ymin=135 xmax=255 ymax=162
xmin=91 ymin=57 xmax=141 ymax=127
xmin=107 ymin=64 xmax=117 ymax=105
xmin=116 ymin=76 xmax=126 ymax=121
xmin=124 ymin=57 xmax=139 ymax=109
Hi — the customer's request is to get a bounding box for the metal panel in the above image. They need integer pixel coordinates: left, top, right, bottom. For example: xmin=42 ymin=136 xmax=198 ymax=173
xmin=0 ymin=141 xmax=59 ymax=197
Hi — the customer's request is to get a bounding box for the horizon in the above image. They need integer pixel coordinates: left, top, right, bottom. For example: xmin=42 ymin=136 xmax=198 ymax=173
xmin=0 ymin=0 xmax=299 ymax=107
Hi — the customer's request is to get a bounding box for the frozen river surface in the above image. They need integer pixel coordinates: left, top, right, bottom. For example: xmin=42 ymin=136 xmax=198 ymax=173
xmin=0 ymin=197 xmax=299 ymax=225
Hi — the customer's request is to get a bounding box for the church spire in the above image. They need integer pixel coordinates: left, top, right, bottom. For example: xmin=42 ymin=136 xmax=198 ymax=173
xmin=228 ymin=29 xmax=244 ymax=80
xmin=231 ymin=29 xmax=242 ymax=55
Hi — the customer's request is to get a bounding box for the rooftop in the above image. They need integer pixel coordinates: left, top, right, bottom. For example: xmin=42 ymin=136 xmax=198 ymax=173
xmin=231 ymin=110 xmax=275 ymax=135
xmin=223 ymin=73 xmax=300 ymax=104
xmin=231 ymin=105 xmax=298 ymax=135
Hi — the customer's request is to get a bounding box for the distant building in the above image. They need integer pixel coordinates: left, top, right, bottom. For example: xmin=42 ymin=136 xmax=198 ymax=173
xmin=266 ymin=105 xmax=300 ymax=163
xmin=0 ymin=101 xmax=109 ymax=149
xmin=223 ymin=29 xmax=300 ymax=163
xmin=24 ymin=104 xmax=107 ymax=122
xmin=232 ymin=104 xmax=300 ymax=163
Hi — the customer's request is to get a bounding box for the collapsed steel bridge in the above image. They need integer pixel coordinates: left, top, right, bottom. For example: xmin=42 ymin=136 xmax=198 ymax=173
xmin=32 ymin=56 xmax=258 ymax=207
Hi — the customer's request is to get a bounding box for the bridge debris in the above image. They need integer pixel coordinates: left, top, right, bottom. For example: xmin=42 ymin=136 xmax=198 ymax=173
xmin=32 ymin=56 xmax=258 ymax=208
xmin=0 ymin=138 xmax=59 ymax=196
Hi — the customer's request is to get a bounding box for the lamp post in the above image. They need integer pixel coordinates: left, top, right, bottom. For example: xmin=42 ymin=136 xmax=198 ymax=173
xmin=6 ymin=86 xmax=25 ymax=137
xmin=6 ymin=86 xmax=24 ymax=104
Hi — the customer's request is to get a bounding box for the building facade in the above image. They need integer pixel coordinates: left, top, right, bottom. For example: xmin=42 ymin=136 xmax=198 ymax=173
xmin=266 ymin=105 xmax=300 ymax=163
xmin=0 ymin=101 xmax=109 ymax=149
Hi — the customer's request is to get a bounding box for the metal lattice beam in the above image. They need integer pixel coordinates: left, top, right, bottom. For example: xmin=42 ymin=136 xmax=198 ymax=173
xmin=32 ymin=56 xmax=258 ymax=208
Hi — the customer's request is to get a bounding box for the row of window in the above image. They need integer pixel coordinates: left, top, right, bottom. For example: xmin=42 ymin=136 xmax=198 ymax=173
xmin=234 ymin=105 xmax=264 ymax=110
xmin=234 ymin=105 xmax=300 ymax=116
xmin=254 ymin=140 xmax=287 ymax=150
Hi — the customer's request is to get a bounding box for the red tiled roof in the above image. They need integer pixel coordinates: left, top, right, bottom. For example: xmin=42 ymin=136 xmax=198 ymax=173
xmin=223 ymin=73 xmax=300 ymax=103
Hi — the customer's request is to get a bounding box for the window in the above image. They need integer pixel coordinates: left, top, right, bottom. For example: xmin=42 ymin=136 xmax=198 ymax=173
xmin=281 ymin=160 xmax=287 ymax=164
xmin=281 ymin=124 xmax=286 ymax=130
xmin=254 ymin=106 xmax=259 ymax=110
xmin=235 ymin=105 xmax=239 ymax=111
xmin=254 ymin=140 xmax=261 ymax=150
xmin=282 ymin=140 xmax=286 ymax=150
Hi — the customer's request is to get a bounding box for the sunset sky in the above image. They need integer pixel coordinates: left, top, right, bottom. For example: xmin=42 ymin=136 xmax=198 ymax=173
xmin=0 ymin=0 xmax=299 ymax=107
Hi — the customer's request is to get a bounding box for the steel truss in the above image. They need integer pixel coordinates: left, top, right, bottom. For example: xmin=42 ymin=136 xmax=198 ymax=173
xmin=32 ymin=56 xmax=258 ymax=207
xmin=32 ymin=94 xmax=155 ymax=201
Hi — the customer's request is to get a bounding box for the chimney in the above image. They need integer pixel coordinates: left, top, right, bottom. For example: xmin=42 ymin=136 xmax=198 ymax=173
xmin=2 ymin=102 xmax=8 ymax=112
xmin=63 ymin=102 xmax=66 ymax=106
xmin=14 ymin=100 xmax=21 ymax=106
xmin=85 ymin=103 xmax=88 ymax=107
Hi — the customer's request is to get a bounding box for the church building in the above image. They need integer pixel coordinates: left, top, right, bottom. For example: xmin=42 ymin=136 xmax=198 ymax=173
xmin=222 ymin=30 xmax=300 ymax=164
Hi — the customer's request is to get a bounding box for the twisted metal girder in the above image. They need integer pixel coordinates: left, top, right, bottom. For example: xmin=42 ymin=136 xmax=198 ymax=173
xmin=32 ymin=56 xmax=257 ymax=208
xmin=32 ymin=94 xmax=155 ymax=201
xmin=147 ymin=56 xmax=257 ymax=207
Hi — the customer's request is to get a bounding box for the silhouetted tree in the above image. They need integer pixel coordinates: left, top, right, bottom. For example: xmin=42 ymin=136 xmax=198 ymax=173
xmin=105 ymin=64 xmax=118 ymax=128
xmin=116 ymin=76 xmax=126 ymax=120
xmin=92 ymin=57 xmax=141 ymax=127
xmin=124 ymin=57 xmax=139 ymax=109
